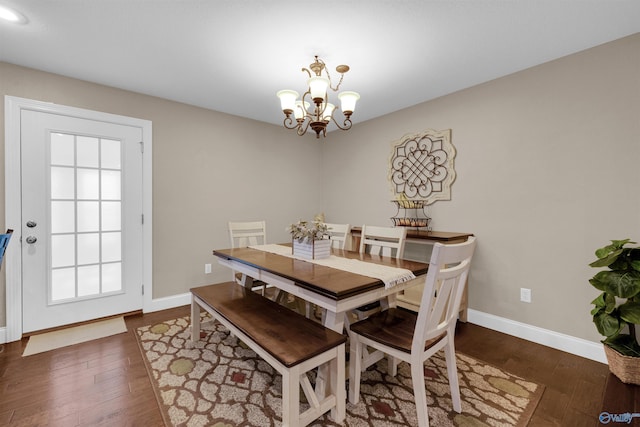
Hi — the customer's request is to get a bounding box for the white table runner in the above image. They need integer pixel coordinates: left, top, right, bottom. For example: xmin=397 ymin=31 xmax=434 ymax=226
xmin=249 ymin=244 xmax=416 ymax=289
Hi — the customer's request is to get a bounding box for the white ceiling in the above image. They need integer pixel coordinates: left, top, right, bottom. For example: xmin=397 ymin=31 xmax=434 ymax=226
xmin=1 ymin=1 xmax=640 ymax=129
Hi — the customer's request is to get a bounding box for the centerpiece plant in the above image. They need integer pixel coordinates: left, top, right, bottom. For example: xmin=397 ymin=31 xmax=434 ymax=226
xmin=589 ymin=239 xmax=640 ymax=383
xmin=287 ymin=214 xmax=329 ymax=243
xmin=287 ymin=214 xmax=331 ymax=260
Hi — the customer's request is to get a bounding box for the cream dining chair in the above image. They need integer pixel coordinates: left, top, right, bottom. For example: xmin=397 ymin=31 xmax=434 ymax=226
xmin=324 ymin=223 xmax=351 ymax=250
xmin=348 ymin=236 xmax=477 ymax=427
xmin=228 ymin=220 xmax=269 ymax=295
xmin=358 ymin=224 xmax=407 ymax=258
xmin=352 ymin=224 xmax=408 ymax=320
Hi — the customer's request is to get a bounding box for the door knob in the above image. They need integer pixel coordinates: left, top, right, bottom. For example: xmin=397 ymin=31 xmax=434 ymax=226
xmin=26 ymin=220 xmax=37 ymax=228
xmin=26 ymin=236 xmax=37 ymax=244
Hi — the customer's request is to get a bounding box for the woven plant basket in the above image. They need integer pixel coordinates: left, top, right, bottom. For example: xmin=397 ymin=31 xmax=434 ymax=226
xmin=604 ymin=344 xmax=640 ymax=385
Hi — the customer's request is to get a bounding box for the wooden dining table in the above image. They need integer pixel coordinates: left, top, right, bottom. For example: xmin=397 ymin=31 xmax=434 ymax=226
xmin=212 ymin=245 xmax=429 ymax=334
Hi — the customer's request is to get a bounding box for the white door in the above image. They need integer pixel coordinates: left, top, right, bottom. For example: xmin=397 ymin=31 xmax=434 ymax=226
xmin=21 ymin=109 xmax=144 ymax=333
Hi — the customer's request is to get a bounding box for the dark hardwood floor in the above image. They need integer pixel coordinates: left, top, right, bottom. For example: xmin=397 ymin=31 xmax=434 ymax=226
xmin=0 ymin=305 xmax=636 ymax=426
xmin=455 ymin=322 xmax=638 ymax=427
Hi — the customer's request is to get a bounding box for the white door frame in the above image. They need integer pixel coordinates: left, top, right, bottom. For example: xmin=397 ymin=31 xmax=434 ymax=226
xmin=4 ymin=96 xmax=153 ymax=342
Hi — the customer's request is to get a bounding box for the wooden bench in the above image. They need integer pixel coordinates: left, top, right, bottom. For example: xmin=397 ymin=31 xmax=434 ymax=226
xmin=190 ymin=282 xmax=347 ymax=427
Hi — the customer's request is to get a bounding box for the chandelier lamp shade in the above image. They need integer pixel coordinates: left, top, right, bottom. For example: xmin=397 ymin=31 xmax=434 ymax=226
xmin=277 ymin=56 xmax=360 ymax=138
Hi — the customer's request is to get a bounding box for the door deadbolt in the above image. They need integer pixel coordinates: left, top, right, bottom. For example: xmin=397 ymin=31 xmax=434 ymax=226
xmin=26 ymin=236 xmax=37 ymax=244
xmin=26 ymin=220 xmax=37 ymax=228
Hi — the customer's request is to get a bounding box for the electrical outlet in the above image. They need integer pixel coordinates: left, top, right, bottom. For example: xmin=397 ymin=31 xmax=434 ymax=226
xmin=205 ymin=263 xmax=212 ymax=274
xmin=520 ymin=288 xmax=532 ymax=303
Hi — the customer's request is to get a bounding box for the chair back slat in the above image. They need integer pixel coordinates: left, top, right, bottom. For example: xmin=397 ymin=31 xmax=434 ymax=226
xmin=413 ymin=237 xmax=476 ymax=353
xmin=359 ymin=225 xmax=407 ymax=259
xmin=228 ymin=221 xmax=268 ymax=287
xmin=324 ymin=223 xmax=351 ymax=249
xmin=228 ymin=221 xmax=267 ymax=248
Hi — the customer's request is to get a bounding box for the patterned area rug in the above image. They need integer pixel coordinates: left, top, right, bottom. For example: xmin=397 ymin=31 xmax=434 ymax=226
xmin=136 ymin=316 xmax=543 ymax=427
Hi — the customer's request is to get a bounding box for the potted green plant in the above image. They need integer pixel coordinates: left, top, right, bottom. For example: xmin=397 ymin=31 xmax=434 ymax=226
xmin=589 ymin=239 xmax=640 ymax=384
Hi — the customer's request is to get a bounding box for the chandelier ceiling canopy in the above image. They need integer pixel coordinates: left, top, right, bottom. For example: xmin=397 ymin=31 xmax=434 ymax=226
xmin=277 ymin=56 xmax=360 ymax=139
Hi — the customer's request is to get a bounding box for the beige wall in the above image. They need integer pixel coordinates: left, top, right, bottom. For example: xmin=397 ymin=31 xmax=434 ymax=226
xmin=0 ymin=62 xmax=324 ymax=327
xmin=322 ymin=33 xmax=640 ymax=343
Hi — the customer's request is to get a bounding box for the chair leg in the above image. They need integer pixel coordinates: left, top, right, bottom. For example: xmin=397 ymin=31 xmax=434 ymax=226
xmin=343 ymin=311 xmax=354 ymax=340
xmin=410 ymin=358 xmax=430 ymax=427
xmin=444 ymin=336 xmax=462 ymax=413
xmin=294 ymin=298 xmax=307 ymax=316
xmin=387 ymin=355 xmax=398 ymax=376
xmin=348 ymin=334 xmax=363 ymax=404
xmin=274 ymin=289 xmax=286 ymax=304
xmin=305 ymin=301 xmax=312 ymax=319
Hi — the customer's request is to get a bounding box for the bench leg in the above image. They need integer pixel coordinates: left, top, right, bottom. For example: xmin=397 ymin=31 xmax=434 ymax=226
xmin=282 ymin=366 xmax=301 ymax=427
xmin=331 ymin=343 xmax=346 ymax=423
xmin=191 ymin=296 xmax=201 ymax=342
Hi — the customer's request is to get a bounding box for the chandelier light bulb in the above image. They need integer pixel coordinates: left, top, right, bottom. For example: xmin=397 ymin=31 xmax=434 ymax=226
xmin=308 ymin=76 xmax=329 ymax=103
xmin=294 ymin=101 xmax=309 ymax=120
xmin=276 ymin=90 xmax=299 ymax=115
xmin=322 ymin=103 xmax=336 ymax=122
xmin=338 ymin=91 xmax=360 ymax=115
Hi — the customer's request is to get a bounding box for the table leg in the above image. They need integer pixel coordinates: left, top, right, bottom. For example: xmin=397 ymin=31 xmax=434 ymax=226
xmin=459 ymin=280 xmax=468 ymax=322
xmin=191 ymin=296 xmax=201 ymax=342
xmin=322 ymin=310 xmax=346 ymax=334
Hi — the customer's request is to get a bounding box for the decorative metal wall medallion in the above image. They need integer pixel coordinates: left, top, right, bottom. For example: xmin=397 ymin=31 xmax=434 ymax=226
xmin=389 ymin=129 xmax=456 ymax=205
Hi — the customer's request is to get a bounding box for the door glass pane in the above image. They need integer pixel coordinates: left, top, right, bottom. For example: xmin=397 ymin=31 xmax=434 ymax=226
xmin=101 ymin=170 xmax=121 ymax=200
xmin=77 ymin=233 xmax=99 ymax=265
xmin=102 ymin=232 xmax=121 ymax=263
xmin=51 ymin=235 xmax=75 ymax=268
xmin=102 ymin=263 xmax=122 ymax=292
xmin=50 ymin=133 xmax=74 ymax=166
xmin=77 ymin=201 xmax=99 ymax=232
xmin=77 ymin=168 xmax=99 ymax=199
xmin=51 ymin=201 xmax=75 ymax=233
xmin=78 ymin=265 xmax=100 ymax=296
xmin=77 ymin=136 xmax=99 ymax=168
xmin=102 ymin=202 xmax=121 ymax=231
xmin=51 ymin=268 xmax=76 ymax=301
xmin=101 ymin=139 xmax=121 ymax=169
xmin=51 ymin=167 xmax=75 ymax=199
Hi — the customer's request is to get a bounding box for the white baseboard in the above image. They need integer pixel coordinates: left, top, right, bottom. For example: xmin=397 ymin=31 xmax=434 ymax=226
xmin=0 ymin=326 xmax=5 ymax=344
xmin=144 ymin=292 xmax=191 ymax=313
xmin=467 ymin=309 xmax=607 ymax=364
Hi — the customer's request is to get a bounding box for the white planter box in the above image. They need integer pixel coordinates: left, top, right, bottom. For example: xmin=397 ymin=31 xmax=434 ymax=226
xmin=292 ymin=239 xmax=331 ymax=260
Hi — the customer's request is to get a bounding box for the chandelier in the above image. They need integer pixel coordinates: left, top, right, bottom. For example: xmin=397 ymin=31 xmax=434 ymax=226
xmin=277 ymin=56 xmax=360 ymax=139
